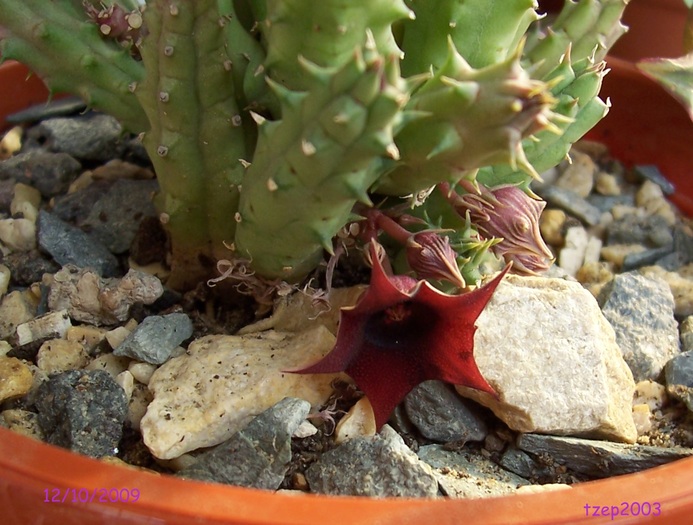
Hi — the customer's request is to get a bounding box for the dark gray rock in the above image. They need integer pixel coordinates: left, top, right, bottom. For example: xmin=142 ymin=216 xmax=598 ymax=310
xmin=633 ymin=165 xmax=676 ymax=195
xmin=418 ymin=445 xmax=528 ymax=498
xmin=37 ymin=210 xmax=120 ymax=277
xmin=606 ymin=213 xmax=673 ymax=248
xmin=598 ymin=272 xmax=680 ymax=381
xmin=517 ymin=434 xmax=693 ymax=478
xmin=499 ymin=446 xmax=545 ymax=479
xmin=113 ymin=313 xmax=193 ymax=365
xmin=664 ymin=351 xmax=693 ymax=412
xmin=82 ymin=179 xmax=159 ymax=254
xmin=2 ymin=250 xmax=60 ymax=286
xmin=534 ymin=185 xmax=602 ymax=226
xmin=305 ymin=425 xmax=439 ymax=497
xmin=51 ymin=180 xmax=112 ymax=224
xmin=404 ymin=380 xmax=488 ymax=443
xmin=0 ymin=178 xmax=15 ymax=213
xmin=6 ymin=96 xmax=87 ymax=126
xmin=35 ymin=369 xmax=128 ymax=457
xmin=622 ymin=246 xmax=674 ymax=272
xmin=655 ymin=226 xmax=693 ymax=271
xmin=178 ymin=397 xmax=310 ymax=489
xmin=0 ymin=150 xmax=81 ymax=198
xmin=26 ymin=114 xmax=123 ymax=162
xmin=586 ymin=193 xmax=636 ymax=214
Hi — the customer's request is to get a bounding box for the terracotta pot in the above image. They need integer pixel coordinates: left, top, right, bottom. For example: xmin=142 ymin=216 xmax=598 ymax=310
xmin=0 ymin=61 xmax=53 ymax=131
xmin=3 ymin=8 xmax=693 ymax=522
xmin=584 ymin=0 xmax=693 ymax=216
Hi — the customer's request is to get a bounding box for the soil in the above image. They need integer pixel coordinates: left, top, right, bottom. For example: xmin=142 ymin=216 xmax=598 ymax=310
xmin=2 ymin=107 xmax=693 ymax=497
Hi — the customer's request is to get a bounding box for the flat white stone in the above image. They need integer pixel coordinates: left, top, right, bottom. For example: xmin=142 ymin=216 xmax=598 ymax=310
xmin=141 ymin=326 xmax=342 ymax=459
xmin=457 ymin=274 xmax=637 ymax=443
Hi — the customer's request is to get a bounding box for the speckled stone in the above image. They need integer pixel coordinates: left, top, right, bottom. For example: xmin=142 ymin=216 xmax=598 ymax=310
xmin=48 ymin=266 xmax=164 ymax=326
xmin=178 ymin=397 xmax=311 ymax=489
xmin=0 ymin=290 xmax=38 ymax=340
xmin=27 ymin=113 xmax=123 ymax=162
xmin=141 ymin=327 xmax=342 ymax=459
xmin=0 ymin=356 xmax=33 ymax=402
xmin=598 ymin=272 xmax=680 ymax=381
xmin=36 ymin=338 xmax=89 ymax=375
xmin=81 ymin=179 xmax=159 ymax=254
xmin=0 ymin=149 xmax=82 ymax=198
xmin=113 ymin=313 xmax=193 ymax=365
xmin=517 ymin=434 xmax=693 ymax=478
xmin=640 ymin=265 xmax=693 ymax=317
xmin=404 ymin=380 xmax=488 ymax=443
xmin=457 ymin=274 xmax=637 ymax=443
xmin=664 ymin=351 xmax=693 ymax=412
xmin=35 ymin=369 xmax=128 ymax=457
xmin=418 ymin=445 xmax=529 ymax=498
xmin=1 ymin=409 xmax=44 ymax=440
xmin=38 ymin=210 xmax=119 ymax=277
xmin=305 ymin=425 xmax=439 ymax=497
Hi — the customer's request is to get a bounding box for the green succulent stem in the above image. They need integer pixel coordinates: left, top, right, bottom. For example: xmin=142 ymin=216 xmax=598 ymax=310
xmin=0 ymin=0 xmax=631 ymax=290
xmin=136 ymin=0 xmax=248 ymax=289
xmin=0 ymin=0 xmax=146 ymax=132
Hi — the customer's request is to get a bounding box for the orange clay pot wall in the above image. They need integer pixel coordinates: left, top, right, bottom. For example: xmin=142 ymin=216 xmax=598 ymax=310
xmin=1 ymin=1 xmax=693 ymax=522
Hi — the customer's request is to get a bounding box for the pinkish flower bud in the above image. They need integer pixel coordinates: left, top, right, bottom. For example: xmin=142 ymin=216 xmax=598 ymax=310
xmin=453 ymin=184 xmax=553 ymax=274
xmin=406 ymin=231 xmax=466 ymax=288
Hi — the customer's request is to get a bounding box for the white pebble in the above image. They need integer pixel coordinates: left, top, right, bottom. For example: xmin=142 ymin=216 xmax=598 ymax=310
xmin=36 ymin=339 xmax=89 ymax=375
xmin=128 ymin=361 xmax=158 ymax=385
xmin=0 ymin=218 xmax=36 ymax=251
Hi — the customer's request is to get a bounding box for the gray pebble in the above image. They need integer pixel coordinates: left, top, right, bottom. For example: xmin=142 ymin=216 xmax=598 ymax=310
xmin=517 ymin=434 xmax=693 ymax=478
xmin=37 ymin=210 xmax=120 ymax=277
xmin=113 ymin=313 xmax=193 ymax=365
xmin=598 ymin=272 xmax=680 ymax=381
xmin=178 ymin=397 xmax=310 ymax=489
xmin=418 ymin=445 xmax=529 ymax=498
xmin=0 ymin=150 xmax=81 ymax=198
xmin=305 ymin=425 xmax=439 ymax=497
xmin=26 ymin=114 xmax=123 ymax=162
xmin=82 ymin=179 xmax=159 ymax=254
xmin=5 ymin=96 xmax=87 ymax=125
xmin=622 ymin=246 xmax=674 ymax=272
xmin=534 ymin=185 xmax=602 ymax=226
xmin=657 ymin=227 xmax=693 ymax=271
xmin=586 ymin=193 xmax=636 ymax=214
xmin=35 ymin=369 xmax=128 ymax=457
xmin=633 ymin=165 xmax=676 ymax=195
xmin=3 ymin=249 xmax=60 ymax=286
xmin=664 ymin=351 xmax=693 ymax=412
xmin=51 ymin=180 xmax=112 ymax=224
xmin=404 ymin=380 xmax=488 ymax=443
xmin=606 ymin=213 xmax=673 ymax=248
xmin=498 ymin=446 xmax=546 ymax=479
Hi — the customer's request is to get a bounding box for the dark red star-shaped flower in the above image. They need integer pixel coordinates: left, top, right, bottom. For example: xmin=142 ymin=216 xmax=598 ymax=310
xmin=292 ymin=243 xmax=509 ymax=429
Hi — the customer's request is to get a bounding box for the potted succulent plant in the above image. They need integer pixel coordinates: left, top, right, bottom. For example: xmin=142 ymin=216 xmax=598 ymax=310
xmin=2 ymin=1 xmax=693 ymax=524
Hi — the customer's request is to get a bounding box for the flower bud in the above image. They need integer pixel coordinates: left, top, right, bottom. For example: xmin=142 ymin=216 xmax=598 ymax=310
xmin=454 ymin=185 xmax=553 ymax=274
xmin=406 ymin=231 xmax=466 ymax=288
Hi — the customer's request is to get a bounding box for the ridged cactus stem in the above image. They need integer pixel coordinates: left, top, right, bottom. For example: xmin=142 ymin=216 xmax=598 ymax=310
xmin=136 ymin=0 xmax=248 ymax=289
xmin=233 ymin=44 xmax=408 ymax=281
xmin=0 ymin=0 xmax=146 ymax=132
xmin=261 ymin=0 xmax=411 ymax=90
xmin=400 ymin=0 xmax=539 ymax=73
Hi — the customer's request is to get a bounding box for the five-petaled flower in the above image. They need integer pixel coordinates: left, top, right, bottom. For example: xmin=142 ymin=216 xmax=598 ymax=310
xmin=292 ymin=242 xmax=509 ymax=429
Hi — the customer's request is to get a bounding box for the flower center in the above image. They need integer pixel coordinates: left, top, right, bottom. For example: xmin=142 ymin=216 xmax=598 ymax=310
xmin=364 ymin=301 xmax=434 ymax=350
xmin=384 ymin=303 xmax=412 ymax=323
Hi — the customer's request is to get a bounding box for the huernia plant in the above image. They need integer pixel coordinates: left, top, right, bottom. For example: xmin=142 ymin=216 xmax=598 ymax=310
xmin=0 ymin=1 xmax=629 ymax=424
